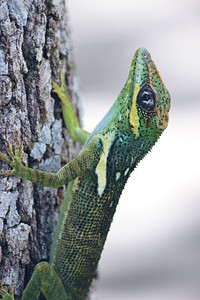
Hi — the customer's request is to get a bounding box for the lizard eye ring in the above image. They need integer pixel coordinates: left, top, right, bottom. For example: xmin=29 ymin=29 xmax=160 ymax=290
xmin=137 ymin=86 xmax=156 ymax=111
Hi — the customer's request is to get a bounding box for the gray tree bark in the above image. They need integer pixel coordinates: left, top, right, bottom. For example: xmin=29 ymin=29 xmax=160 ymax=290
xmin=0 ymin=0 xmax=82 ymax=298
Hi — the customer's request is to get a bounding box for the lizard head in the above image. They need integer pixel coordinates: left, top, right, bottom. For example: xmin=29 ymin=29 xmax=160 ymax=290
xmin=83 ymin=48 xmax=170 ymax=149
xmin=127 ymin=48 xmax=170 ymax=139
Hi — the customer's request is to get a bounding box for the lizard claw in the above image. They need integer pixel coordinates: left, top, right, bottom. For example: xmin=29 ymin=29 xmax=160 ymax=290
xmin=0 ymin=151 xmax=12 ymax=165
xmin=51 ymin=79 xmax=58 ymax=91
xmin=0 ymin=170 xmax=15 ymax=177
xmin=4 ymin=140 xmax=15 ymax=159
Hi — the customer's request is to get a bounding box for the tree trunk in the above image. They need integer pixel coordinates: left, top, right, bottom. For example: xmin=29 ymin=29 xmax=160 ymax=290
xmin=0 ymin=0 xmax=82 ymax=299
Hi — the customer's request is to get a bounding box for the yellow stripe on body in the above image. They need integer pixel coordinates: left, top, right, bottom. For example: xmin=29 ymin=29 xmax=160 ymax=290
xmin=95 ymin=134 xmax=114 ymax=197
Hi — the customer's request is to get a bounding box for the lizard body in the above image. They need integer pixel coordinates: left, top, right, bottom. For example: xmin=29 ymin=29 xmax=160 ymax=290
xmin=0 ymin=48 xmax=170 ymax=300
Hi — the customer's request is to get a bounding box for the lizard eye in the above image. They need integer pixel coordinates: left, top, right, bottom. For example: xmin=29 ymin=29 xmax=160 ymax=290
xmin=137 ymin=86 xmax=156 ymax=111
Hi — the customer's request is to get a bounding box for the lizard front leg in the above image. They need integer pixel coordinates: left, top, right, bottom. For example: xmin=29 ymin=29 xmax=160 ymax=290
xmin=0 ymin=138 xmax=100 ymax=188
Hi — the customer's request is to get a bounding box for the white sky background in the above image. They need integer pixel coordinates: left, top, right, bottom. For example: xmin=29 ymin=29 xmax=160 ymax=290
xmin=68 ymin=1 xmax=200 ymax=299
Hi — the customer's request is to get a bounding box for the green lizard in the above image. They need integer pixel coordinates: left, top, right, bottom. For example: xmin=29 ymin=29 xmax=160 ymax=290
xmin=0 ymin=48 xmax=170 ymax=300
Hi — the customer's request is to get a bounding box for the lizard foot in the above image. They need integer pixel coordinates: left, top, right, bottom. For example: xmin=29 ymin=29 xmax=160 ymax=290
xmin=0 ymin=141 xmax=24 ymax=177
xmin=0 ymin=282 xmax=14 ymax=300
xmin=51 ymin=65 xmax=71 ymax=107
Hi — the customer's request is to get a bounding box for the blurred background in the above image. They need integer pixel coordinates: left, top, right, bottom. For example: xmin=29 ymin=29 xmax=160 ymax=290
xmin=68 ymin=1 xmax=200 ymax=299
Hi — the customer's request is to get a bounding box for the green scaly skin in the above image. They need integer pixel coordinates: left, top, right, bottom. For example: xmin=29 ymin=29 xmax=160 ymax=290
xmin=0 ymin=48 xmax=170 ymax=300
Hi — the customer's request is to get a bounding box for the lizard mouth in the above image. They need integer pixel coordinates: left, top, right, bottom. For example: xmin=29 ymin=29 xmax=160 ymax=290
xmin=158 ymin=114 xmax=169 ymax=129
xmin=157 ymin=105 xmax=169 ymax=130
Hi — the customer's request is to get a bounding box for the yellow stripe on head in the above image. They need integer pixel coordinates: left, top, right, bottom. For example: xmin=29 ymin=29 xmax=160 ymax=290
xmin=130 ymin=83 xmax=140 ymax=137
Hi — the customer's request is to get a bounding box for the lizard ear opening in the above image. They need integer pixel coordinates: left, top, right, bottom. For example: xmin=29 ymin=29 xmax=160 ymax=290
xmin=137 ymin=86 xmax=156 ymax=111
